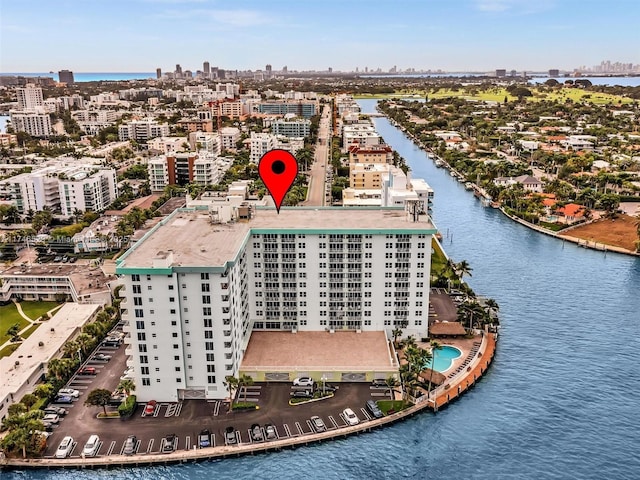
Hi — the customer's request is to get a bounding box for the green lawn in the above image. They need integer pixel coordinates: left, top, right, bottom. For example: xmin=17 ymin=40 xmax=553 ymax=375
xmin=19 ymin=301 xmax=59 ymax=321
xmin=430 ymin=237 xmax=450 ymax=278
xmin=0 ymin=343 xmax=20 ymax=358
xmin=376 ymin=400 xmax=410 ymax=415
xmin=22 ymin=323 xmax=41 ymax=339
xmin=0 ymin=303 xmax=30 ymax=345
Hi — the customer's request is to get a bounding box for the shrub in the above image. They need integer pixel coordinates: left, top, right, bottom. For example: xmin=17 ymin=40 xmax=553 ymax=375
xmin=232 ymin=401 xmax=257 ymax=411
xmin=118 ymin=395 xmax=137 ymax=418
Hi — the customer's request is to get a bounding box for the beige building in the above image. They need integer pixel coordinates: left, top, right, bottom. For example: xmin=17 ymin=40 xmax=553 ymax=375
xmin=348 ymin=144 xmax=393 ymax=166
xmin=349 ymin=163 xmax=389 ymax=189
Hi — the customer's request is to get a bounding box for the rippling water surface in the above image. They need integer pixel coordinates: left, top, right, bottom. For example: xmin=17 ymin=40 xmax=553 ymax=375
xmin=8 ymin=99 xmax=640 ymax=480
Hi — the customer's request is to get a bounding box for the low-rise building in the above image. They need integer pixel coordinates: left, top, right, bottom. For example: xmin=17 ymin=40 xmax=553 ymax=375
xmin=250 ymin=132 xmax=277 ymax=163
xmin=494 ymin=175 xmax=544 ymax=193
xmin=219 ymin=127 xmax=240 ymax=151
xmin=118 ymin=119 xmax=170 ymax=142
xmin=270 ymin=116 xmax=311 ymax=138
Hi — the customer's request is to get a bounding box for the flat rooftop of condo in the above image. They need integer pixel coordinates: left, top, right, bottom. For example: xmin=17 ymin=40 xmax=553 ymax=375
xmin=118 ymin=206 xmax=436 ymax=269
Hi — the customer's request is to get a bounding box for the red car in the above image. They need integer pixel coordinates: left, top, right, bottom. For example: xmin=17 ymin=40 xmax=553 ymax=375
xmin=144 ymin=400 xmax=157 ymax=416
xmin=78 ymin=366 xmax=96 ymax=375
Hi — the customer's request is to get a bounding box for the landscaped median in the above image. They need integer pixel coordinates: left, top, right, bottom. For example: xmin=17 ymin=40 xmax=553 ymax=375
xmin=288 ymin=392 xmax=334 ymax=406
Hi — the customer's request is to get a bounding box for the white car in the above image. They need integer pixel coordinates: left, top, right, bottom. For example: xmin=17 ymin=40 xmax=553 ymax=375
xmin=55 ymin=436 xmax=74 ymax=458
xmin=58 ymin=388 xmax=80 ymax=398
xmin=82 ymin=434 xmax=100 ymax=457
xmin=343 ymin=408 xmax=360 ymax=426
xmin=42 ymin=413 xmax=60 ymax=424
xmin=292 ymin=377 xmax=314 ymax=387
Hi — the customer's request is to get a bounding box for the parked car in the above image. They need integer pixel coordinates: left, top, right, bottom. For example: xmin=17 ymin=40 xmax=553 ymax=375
xmin=343 ymin=408 xmax=360 ymax=426
xmin=317 ymin=383 xmax=338 ymax=393
xmin=310 ymin=415 xmax=326 ymax=432
xmin=144 ymin=400 xmax=157 ymax=416
xmin=250 ymin=424 xmax=263 ymax=442
xmin=82 ymin=434 xmax=100 ymax=457
xmin=44 ymin=406 xmax=68 ymax=416
xmin=225 ymin=426 xmax=237 ymax=445
xmin=292 ymin=377 xmax=314 ymax=387
xmin=69 ymin=257 xmax=78 ymax=263
xmin=78 ymin=366 xmax=96 ymax=375
xmin=264 ymin=424 xmax=277 ymax=441
xmin=371 ymin=379 xmax=387 ymax=388
xmin=198 ymin=429 xmax=211 ymax=448
xmin=42 ymin=413 xmax=60 ymax=424
xmin=55 ymin=436 xmax=74 ymax=458
xmin=58 ymin=388 xmax=80 ymax=398
xmin=366 ymin=400 xmax=384 ymax=419
xmin=31 ymin=430 xmax=52 ymax=439
xmin=55 ymin=395 xmax=74 ymax=404
xmin=123 ymin=435 xmax=137 ymax=455
xmin=291 ymin=390 xmax=313 ymax=398
xmin=102 ymin=337 xmax=122 ymax=347
xmin=93 ymin=353 xmax=112 ymax=362
xmin=53 ymin=256 xmax=62 ymax=263
xmin=162 ymin=434 xmax=177 ymax=453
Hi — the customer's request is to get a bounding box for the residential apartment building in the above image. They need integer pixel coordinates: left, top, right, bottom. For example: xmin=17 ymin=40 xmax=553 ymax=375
xmin=58 ymin=168 xmax=118 ymax=217
xmin=342 ymin=124 xmax=381 ymax=149
xmin=148 ymin=153 xmax=228 ymax=191
xmin=16 ymin=84 xmax=44 ymax=110
xmin=250 ymin=132 xmax=277 ymax=163
xmin=0 ymin=163 xmax=117 ymax=215
xmin=115 ymin=206 xmax=436 ymax=401
xmin=118 ymin=119 xmax=170 ymax=142
xmin=147 ymin=136 xmax=188 ymax=154
xmin=348 ymin=144 xmax=393 ymax=166
xmin=188 ymin=131 xmax=221 ymax=155
xmin=257 ymin=101 xmax=317 ymax=118
xmin=9 ymin=111 xmax=52 ymax=137
xmin=271 ymin=117 xmax=311 ymax=138
xmin=219 ymin=127 xmax=240 ymax=151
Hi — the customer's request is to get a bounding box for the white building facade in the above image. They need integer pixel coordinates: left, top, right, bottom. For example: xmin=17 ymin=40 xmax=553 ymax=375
xmin=116 ymin=207 xmax=436 ymax=402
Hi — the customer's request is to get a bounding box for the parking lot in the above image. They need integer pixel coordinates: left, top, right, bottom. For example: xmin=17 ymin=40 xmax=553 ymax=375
xmin=43 ymin=352 xmax=392 ymax=458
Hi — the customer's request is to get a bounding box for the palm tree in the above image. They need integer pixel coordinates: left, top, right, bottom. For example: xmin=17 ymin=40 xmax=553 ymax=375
xmin=484 ymin=298 xmax=500 ymax=320
xmin=33 ymin=383 xmax=53 ymax=400
xmin=1 ymin=409 xmax=44 ymax=458
xmin=223 ymin=375 xmax=239 ymax=413
xmin=455 ymin=260 xmax=473 ymax=279
xmin=7 ymin=323 xmax=21 ymax=341
xmin=47 ymin=358 xmax=74 ymax=380
xmin=20 ymin=393 xmax=38 ymax=410
xmin=118 ymin=379 xmax=136 ymax=398
xmin=384 ymin=375 xmax=400 ymax=401
xmin=427 ymin=341 xmax=443 ymax=400
xmin=62 ymin=340 xmax=80 ymax=359
xmin=75 ymin=333 xmax=93 ymax=357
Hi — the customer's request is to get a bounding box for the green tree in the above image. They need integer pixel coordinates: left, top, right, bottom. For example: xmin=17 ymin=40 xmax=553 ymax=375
xmin=20 ymin=393 xmax=38 ymax=410
xmin=84 ymin=388 xmax=112 ymax=416
xmin=384 ymin=375 xmax=400 ymax=401
xmin=238 ymin=374 xmax=254 ymax=402
xmin=0 ymin=408 xmax=44 ymax=458
xmin=427 ymin=341 xmax=443 ymax=400
xmin=33 ymin=383 xmax=54 ymax=400
xmin=391 ymin=327 xmax=403 ymax=348
xmin=223 ymin=376 xmax=239 ymax=413
xmin=7 ymin=323 xmax=21 ymax=341
xmin=117 ymin=379 xmax=136 ymax=397
xmin=455 ymin=260 xmax=473 ymax=279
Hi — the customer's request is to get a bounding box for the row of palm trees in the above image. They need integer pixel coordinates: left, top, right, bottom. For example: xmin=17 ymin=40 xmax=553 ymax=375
xmin=397 ymin=336 xmax=446 ymax=402
xmin=223 ymin=374 xmax=255 ymax=412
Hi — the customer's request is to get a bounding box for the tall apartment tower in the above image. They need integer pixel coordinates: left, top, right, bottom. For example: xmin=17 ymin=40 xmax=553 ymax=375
xmin=116 ymin=207 xmax=436 ymax=402
xmin=203 ymin=61 xmax=210 ymax=75
xmin=156 ymin=68 xmax=162 ymax=79
xmin=16 ymin=84 xmax=44 ymax=110
xmin=175 ymin=64 xmax=182 ymax=75
xmin=58 ymin=70 xmax=74 ymax=84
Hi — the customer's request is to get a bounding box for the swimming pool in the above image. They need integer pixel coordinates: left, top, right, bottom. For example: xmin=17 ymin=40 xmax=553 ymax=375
xmin=423 ymin=345 xmax=462 ymax=372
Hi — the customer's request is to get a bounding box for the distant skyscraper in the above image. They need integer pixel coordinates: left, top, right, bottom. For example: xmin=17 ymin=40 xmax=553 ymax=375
xmin=282 ymin=65 xmax=287 ymax=73
xmin=328 ymin=67 xmax=333 ymax=73
xmin=265 ymin=64 xmax=272 ymax=73
xmin=548 ymin=69 xmax=559 ymax=77
xmin=203 ymin=61 xmax=210 ymax=74
xmin=495 ymin=69 xmax=506 ymax=77
xmin=58 ymin=70 xmax=74 ymax=84
xmin=175 ymin=64 xmax=182 ymax=75
xmin=156 ymin=68 xmax=162 ymax=79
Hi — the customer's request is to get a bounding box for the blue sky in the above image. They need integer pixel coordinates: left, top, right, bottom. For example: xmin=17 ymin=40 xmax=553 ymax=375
xmin=1 ymin=0 xmax=638 ymax=73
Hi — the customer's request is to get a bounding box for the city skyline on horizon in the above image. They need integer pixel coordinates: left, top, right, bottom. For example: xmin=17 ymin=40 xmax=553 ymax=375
xmin=1 ymin=0 xmax=639 ymax=73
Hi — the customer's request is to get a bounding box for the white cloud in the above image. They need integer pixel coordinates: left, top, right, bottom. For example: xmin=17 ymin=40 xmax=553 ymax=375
xmin=155 ymin=8 xmax=273 ymax=27
xmin=473 ymin=0 xmax=554 ymax=14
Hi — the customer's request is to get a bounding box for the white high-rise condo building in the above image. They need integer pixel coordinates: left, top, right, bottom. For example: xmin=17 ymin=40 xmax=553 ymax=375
xmin=16 ymin=85 xmax=44 ymax=110
xmin=9 ymin=112 xmax=52 ymax=137
xmin=116 ymin=206 xmax=436 ymax=402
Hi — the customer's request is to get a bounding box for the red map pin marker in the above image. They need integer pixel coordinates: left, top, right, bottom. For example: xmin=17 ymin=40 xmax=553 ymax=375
xmin=258 ymin=149 xmax=298 ymax=213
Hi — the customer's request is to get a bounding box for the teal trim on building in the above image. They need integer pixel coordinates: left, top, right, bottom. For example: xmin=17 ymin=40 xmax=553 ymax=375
xmin=251 ymin=228 xmax=437 ymax=235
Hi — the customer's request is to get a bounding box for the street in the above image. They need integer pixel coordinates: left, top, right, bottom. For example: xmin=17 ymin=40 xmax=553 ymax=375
xmin=302 ymin=104 xmax=332 ymax=206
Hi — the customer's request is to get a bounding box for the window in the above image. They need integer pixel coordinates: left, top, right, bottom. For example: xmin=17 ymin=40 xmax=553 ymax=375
xmin=135 ymin=309 xmax=144 ymax=318
xmin=202 ymin=295 xmax=211 ymax=304
xmin=142 ymin=378 xmax=150 ymax=386
xmin=175 ymin=367 xmax=181 ymax=372
xmin=172 ymin=332 xmax=178 ymax=338
xmin=201 ymin=273 xmax=209 ymax=280
xmin=173 ymin=344 xmax=179 ymax=349
xmin=171 ymin=320 xmax=177 ymax=326
xmin=141 ymin=367 xmax=149 ymax=375
xmin=203 ymin=307 xmax=211 ymax=316
xmin=208 ymin=375 xmax=216 ymax=383
xmin=136 ymin=320 xmax=145 ymax=330
xmin=176 ymin=378 xmax=182 ymax=383
xmin=204 ymin=331 xmax=213 ymax=339
xmin=169 ymin=297 xmax=175 ymax=302
xmin=137 ymin=332 xmax=146 ymax=341
xmin=138 ymin=344 xmax=147 ymax=352
xmin=132 ymin=285 xmax=141 ymax=294
xmin=170 ymin=309 xmax=176 ymax=314
xmin=182 ymin=296 xmax=187 ymax=301
xmin=132 ymin=274 xmax=140 ymax=282
xmin=147 ymin=285 xmax=152 ymax=290
xmin=202 ymin=283 xmax=210 ymax=292
xmin=205 ymin=342 xmax=214 ymax=350
xmin=206 ymin=353 xmax=214 ymax=361
xmin=139 ymin=355 xmax=148 ymax=364
xmin=168 ymin=285 xmax=174 ymax=290
xmin=207 ymin=365 xmax=215 ymax=372
xmin=204 ymin=318 xmax=212 ymax=328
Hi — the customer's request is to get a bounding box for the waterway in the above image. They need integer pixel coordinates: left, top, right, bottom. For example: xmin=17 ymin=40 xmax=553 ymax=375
xmin=6 ymin=100 xmax=640 ymax=480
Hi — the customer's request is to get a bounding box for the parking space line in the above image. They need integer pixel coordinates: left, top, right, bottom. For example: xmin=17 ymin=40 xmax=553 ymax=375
xmin=295 ymin=421 xmax=305 ymax=435
xmin=153 ymin=404 xmax=161 ymax=417
xmin=273 ymin=425 xmax=282 ymax=439
xmin=69 ymin=442 xmax=78 ymax=457
xmin=212 ymin=401 xmax=220 ymax=416
xmin=328 ymin=415 xmax=339 ymax=429
xmin=246 ymin=429 xmax=253 ymax=443
xmin=184 ymin=436 xmax=190 ymax=450
xmin=175 ymin=437 xmax=179 ymax=451
xmin=134 ymin=439 xmax=141 ymax=454
xmin=146 ymin=439 xmax=154 ymax=453
xmin=211 ymin=434 xmax=216 ymax=447
xmin=106 ymin=440 xmax=116 ymax=456
xmin=235 ymin=431 xmax=242 ymax=445
xmin=119 ymin=440 xmax=126 ymax=456
xmin=175 ymin=402 xmax=183 ymax=417
xmin=306 ymin=419 xmax=315 ymax=432
xmin=282 ymin=424 xmax=292 ymax=438
xmin=360 ymin=408 xmax=371 ymax=421
xmin=338 ymin=413 xmax=348 ymax=426
xmin=95 ymin=441 xmax=104 ymax=456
